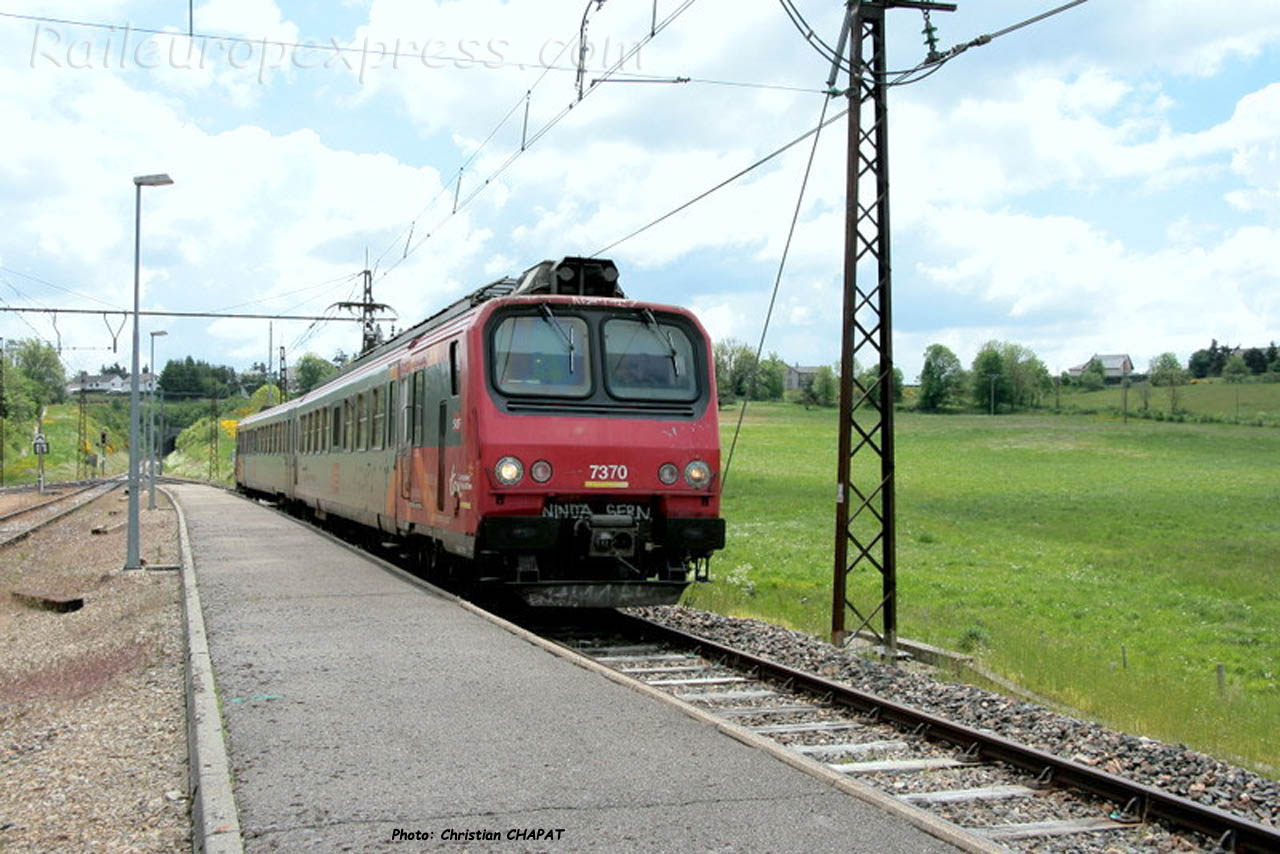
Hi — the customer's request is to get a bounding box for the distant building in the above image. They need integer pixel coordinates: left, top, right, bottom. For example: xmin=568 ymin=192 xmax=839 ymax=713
xmin=66 ymin=372 xmax=157 ymax=395
xmin=784 ymin=364 xmax=822 ymax=391
xmin=1067 ymin=354 xmax=1136 ymax=382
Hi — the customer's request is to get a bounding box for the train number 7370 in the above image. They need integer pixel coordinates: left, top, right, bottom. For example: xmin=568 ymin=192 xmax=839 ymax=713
xmin=589 ymin=464 xmax=629 ymax=481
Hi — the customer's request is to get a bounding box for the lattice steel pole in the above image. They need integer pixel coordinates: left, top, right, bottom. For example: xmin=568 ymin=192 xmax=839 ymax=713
xmin=831 ymin=0 xmax=953 ymax=656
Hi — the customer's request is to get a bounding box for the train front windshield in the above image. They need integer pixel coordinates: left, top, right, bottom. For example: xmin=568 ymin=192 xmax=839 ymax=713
xmin=490 ymin=308 xmax=704 ymax=405
xmin=602 ymin=318 xmax=698 ymax=402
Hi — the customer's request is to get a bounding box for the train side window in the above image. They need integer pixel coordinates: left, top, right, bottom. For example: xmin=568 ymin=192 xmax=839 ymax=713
xmin=331 ymin=405 xmax=341 ymax=449
xmin=413 ymin=370 xmax=426 ymax=446
xmin=355 ymin=394 xmax=363 ymax=450
xmin=449 ymin=341 xmax=459 ymax=396
xmin=371 ymin=387 xmax=383 ymax=450
xmin=363 ymin=392 xmax=372 ymax=450
xmin=385 ymin=381 xmax=395 ymax=448
xmin=398 ymin=377 xmax=410 ymax=446
xmin=342 ymin=398 xmax=352 ymax=451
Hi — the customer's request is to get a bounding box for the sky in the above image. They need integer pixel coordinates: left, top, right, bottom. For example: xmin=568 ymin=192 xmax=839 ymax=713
xmin=0 ymin=0 xmax=1277 ymax=384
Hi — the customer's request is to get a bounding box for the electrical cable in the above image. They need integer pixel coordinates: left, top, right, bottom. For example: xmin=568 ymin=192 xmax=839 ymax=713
xmin=719 ymin=94 xmax=830 ymax=492
xmin=590 ymin=103 xmax=848 ymax=259
xmin=210 ymin=271 xmax=362 ymax=314
xmin=373 ymin=0 xmax=705 ymax=286
xmin=0 ymin=265 xmax=124 ymax=310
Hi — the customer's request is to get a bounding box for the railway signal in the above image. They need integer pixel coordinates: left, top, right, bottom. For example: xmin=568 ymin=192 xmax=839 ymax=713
xmin=33 ymin=432 xmax=49 ymax=493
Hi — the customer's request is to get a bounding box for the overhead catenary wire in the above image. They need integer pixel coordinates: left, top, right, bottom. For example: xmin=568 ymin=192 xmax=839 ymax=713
xmin=368 ymin=32 xmax=581 ymax=272
xmin=720 ymin=93 xmax=832 ymax=493
xmin=0 ymin=265 xmax=124 ymax=311
xmin=590 ymin=103 xmax=849 ymax=259
xmin=373 ymin=0 xmax=705 ymax=287
xmin=2 ymin=8 xmax=817 ymax=102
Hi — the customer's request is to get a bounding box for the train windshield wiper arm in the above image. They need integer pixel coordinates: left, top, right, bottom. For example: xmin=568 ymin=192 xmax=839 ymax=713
xmin=638 ymin=308 xmax=680 ymax=378
xmin=539 ymin=304 xmax=575 ymax=375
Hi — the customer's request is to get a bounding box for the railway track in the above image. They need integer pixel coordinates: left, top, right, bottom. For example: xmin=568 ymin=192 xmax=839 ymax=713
xmin=245 ymin=489 xmax=1277 ymax=852
xmin=530 ymin=610 xmax=1278 ymax=854
xmin=0 ymin=479 xmax=124 ymax=548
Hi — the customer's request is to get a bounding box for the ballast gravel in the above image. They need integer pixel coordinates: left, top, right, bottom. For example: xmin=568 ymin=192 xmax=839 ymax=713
xmin=0 ymin=489 xmax=187 ymax=853
xmin=630 ymin=605 xmax=1280 ymax=832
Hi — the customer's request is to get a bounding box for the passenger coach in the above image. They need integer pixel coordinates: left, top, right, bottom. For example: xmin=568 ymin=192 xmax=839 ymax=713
xmin=236 ymin=257 xmax=725 ymax=607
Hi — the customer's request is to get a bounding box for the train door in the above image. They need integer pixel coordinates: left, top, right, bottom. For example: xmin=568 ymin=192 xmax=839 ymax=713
xmin=290 ymin=416 xmax=299 ymax=491
xmin=436 ymin=400 xmax=447 ymax=512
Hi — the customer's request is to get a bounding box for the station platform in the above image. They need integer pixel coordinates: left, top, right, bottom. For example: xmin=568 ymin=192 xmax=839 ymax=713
xmin=171 ymin=485 xmax=965 ymax=853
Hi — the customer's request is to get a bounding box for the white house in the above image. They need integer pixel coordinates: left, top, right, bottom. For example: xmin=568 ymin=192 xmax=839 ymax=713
xmin=66 ymin=372 xmax=157 ymax=395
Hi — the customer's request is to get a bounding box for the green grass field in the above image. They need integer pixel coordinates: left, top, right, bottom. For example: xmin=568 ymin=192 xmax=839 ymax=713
xmin=689 ymin=403 xmax=1280 ymax=775
xmin=1059 ymin=377 xmax=1280 ymax=424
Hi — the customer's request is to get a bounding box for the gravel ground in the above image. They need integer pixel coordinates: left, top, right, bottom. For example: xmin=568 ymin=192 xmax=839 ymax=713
xmin=630 ymin=605 xmax=1280 ymax=830
xmin=0 ymin=488 xmax=188 ymax=852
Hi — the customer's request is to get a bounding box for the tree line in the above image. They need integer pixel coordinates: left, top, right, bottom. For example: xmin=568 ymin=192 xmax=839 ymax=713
xmin=713 ymin=338 xmax=903 ymax=407
xmin=157 ymin=352 xmax=341 ymax=398
xmin=1187 ymin=339 xmax=1279 ymax=380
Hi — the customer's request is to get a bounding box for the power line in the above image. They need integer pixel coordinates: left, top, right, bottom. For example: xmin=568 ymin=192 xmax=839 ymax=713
xmin=0 ymin=306 xmax=388 ymax=322
xmin=373 ymin=0 xmax=706 ymax=286
xmin=722 ymin=94 xmax=832 ymax=492
xmin=0 ymin=265 xmax=124 ymax=310
xmin=209 ymin=271 xmax=363 ymax=314
xmin=368 ymin=30 xmax=580 ymax=272
xmin=590 ymin=102 xmax=850 ymax=259
xmin=4 ymin=8 xmax=816 ymax=95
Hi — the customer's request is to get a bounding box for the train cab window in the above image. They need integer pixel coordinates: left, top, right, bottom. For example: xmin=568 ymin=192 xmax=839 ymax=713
xmin=371 ymin=387 xmax=383 ymax=450
xmin=602 ymin=317 xmax=699 ymax=402
xmin=492 ymin=314 xmax=590 ymax=397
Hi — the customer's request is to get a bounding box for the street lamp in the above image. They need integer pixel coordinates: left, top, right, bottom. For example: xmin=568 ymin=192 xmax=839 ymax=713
xmin=126 ymin=173 xmax=173 ymax=571
xmin=148 ymin=329 xmax=168 ymax=510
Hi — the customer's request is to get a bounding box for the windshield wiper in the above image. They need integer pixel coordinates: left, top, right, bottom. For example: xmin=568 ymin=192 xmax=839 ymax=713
xmin=539 ymin=304 xmax=575 ymax=375
xmin=639 ymin=308 xmax=680 ymax=378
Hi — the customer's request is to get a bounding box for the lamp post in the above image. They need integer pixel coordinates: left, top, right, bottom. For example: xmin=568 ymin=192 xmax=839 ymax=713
xmin=126 ymin=173 xmax=173 ymax=571
xmin=148 ymin=330 xmax=167 ymax=510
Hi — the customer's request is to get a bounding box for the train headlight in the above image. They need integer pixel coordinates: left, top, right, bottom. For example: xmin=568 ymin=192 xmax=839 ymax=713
xmin=530 ymin=459 xmax=553 ymax=483
xmin=684 ymin=460 xmax=712 ymax=489
xmin=658 ymin=463 xmax=679 ymax=485
xmin=495 ymin=456 xmax=524 ymax=486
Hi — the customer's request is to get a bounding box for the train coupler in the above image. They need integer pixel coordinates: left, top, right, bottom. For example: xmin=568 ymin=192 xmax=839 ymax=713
xmin=516 ymin=554 xmax=540 ymax=583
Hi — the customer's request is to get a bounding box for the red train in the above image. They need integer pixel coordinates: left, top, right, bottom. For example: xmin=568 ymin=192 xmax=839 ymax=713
xmin=235 ymin=257 xmax=724 ymax=607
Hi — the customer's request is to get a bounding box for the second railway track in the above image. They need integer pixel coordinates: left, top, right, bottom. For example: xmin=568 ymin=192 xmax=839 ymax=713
xmin=0 ymin=479 xmax=124 ymax=548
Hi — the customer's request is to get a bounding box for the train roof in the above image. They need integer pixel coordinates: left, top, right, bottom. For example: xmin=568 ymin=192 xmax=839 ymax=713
xmin=240 ymin=257 xmax=628 ymax=427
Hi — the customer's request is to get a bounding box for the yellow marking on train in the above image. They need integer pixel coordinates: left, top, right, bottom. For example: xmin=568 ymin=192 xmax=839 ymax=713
xmin=585 ymin=481 xmax=629 ymax=489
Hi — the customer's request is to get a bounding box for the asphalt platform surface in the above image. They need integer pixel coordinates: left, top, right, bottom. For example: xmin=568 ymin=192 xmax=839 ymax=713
xmin=173 ymin=485 xmax=961 ymax=853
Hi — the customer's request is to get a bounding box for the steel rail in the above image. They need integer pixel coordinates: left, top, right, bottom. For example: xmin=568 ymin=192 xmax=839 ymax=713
xmin=0 ymin=479 xmax=123 ymax=548
xmin=614 ymin=612 xmax=1280 ymax=853
xmin=0 ymin=481 xmax=100 ymax=524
